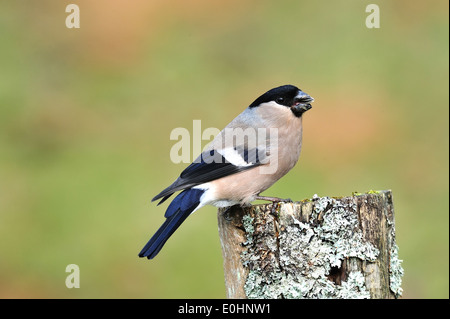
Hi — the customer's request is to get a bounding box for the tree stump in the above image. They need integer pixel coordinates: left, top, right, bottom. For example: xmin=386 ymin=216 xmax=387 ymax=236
xmin=217 ymin=190 xmax=403 ymax=299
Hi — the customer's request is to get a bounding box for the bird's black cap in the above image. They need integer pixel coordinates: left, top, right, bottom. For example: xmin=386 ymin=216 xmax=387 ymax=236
xmin=249 ymin=85 xmax=301 ymax=108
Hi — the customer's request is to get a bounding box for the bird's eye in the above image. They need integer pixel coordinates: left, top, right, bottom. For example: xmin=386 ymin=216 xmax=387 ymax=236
xmin=276 ymin=97 xmax=284 ymax=104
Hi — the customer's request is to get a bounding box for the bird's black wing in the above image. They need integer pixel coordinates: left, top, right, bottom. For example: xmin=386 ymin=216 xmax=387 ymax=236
xmin=152 ymin=147 xmax=266 ymax=204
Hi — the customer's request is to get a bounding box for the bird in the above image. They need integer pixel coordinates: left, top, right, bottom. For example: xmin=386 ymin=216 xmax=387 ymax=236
xmin=139 ymin=84 xmax=314 ymax=259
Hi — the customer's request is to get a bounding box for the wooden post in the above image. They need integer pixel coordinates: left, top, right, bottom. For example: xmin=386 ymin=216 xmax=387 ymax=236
xmin=217 ymin=190 xmax=403 ymax=299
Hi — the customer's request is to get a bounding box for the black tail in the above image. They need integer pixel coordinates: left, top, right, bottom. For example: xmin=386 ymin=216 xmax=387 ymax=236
xmin=139 ymin=188 xmax=204 ymax=259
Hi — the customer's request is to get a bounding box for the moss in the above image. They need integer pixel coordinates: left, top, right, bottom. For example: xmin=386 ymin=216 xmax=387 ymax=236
xmin=351 ymin=190 xmax=381 ymax=197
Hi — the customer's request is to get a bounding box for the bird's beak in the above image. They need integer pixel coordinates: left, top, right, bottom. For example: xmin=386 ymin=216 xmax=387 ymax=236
xmin=291 ymin=91 xmax=314 ymax=116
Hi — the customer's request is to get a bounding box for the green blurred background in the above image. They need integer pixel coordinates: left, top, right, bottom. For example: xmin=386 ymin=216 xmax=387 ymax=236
xmin=0 ymin=0 xmax=448 ymax=298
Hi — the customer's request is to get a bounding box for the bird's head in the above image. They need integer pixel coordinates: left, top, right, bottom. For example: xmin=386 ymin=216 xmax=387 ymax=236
xmin=249 ymin=85 xmax=314 ymax=117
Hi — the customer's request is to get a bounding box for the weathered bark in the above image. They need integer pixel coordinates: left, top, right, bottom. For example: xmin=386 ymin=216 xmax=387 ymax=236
xmin=217 ymin=190 xmax=403 ymax=299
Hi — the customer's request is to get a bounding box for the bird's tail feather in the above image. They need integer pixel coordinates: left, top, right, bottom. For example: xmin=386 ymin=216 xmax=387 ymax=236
xmin=139 ymin=188 xmax=204 ymax=259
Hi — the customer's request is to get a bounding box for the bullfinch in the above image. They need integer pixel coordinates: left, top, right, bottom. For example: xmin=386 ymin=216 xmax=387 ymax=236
xmin=139 ymin=84 xmax=313 ymax=259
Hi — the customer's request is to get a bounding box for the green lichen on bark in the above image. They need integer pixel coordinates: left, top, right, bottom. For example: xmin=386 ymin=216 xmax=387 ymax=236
xmin=241 ymin=196 xmax=381 ymax=299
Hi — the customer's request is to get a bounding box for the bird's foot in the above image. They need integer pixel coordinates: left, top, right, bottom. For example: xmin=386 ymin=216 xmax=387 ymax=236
xmin=255 ymin=195 xmax=293 ymax=203
xmin=255 ymin=195 xmax=292 ymax=215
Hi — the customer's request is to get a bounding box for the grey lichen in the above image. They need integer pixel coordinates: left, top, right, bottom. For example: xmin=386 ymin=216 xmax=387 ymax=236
xmin=389 ymin=244 xmax=404 ymax=298
xmin=313 ymin=197 xmax=379 ymax=264
xmin=242 ymin=196 xmax=380 ymax=299
xmin=337 ymin=271 xmax=371 ymax=299
xmin=242 ymin=214 xmax=254 ymax=245
xmin=386 ymin=206 xmax=404 ymax=298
